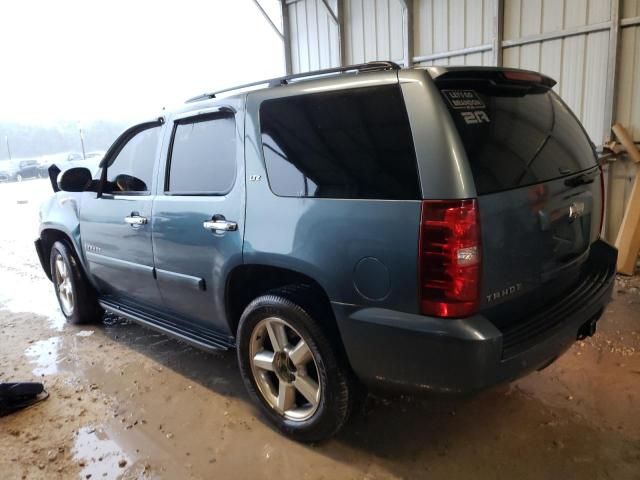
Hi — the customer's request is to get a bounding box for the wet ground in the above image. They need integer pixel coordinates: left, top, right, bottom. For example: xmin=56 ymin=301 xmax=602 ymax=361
xmin=1 ymin=178 xmax=639 ymax=479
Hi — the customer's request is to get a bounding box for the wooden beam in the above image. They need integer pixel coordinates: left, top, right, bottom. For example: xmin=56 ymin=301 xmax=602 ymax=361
xmin=613 ymin=124 xmax=640 ymax=275
xmin=615 ymin=173 xmax=640 ymax=275
xmin=613 ymin=124 xmax=640 ymax=164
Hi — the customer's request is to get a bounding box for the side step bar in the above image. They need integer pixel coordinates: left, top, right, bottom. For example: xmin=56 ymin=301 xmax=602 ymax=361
xmin=99 ymin=299 xmax=235 ymax=352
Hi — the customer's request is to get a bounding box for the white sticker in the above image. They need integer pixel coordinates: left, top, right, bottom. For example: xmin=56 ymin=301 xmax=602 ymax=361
xmin=461 ymin=110 xmax=491 ymax=125
xmin=442 ymin=89 xmax=486 ymax=110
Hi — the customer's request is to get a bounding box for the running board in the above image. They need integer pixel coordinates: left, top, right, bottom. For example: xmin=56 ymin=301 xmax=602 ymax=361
xmin=99 ymin=299 xmax=235 ymax=352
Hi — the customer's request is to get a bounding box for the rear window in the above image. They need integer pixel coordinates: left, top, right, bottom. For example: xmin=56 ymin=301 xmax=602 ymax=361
xmin=259 ymin=84 xmax=420 ymax=199
xmin=438 ymin=81 xmax=596 ymax=195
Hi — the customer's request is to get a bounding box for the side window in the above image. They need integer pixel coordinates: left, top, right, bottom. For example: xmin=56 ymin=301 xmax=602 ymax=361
xmin=259 ymin=85 xmax=420 ymax=200
xmin=166 ymin=115 xmax=236 ymax=194
xmin=106 ymin=126 xmax=161 ymax=194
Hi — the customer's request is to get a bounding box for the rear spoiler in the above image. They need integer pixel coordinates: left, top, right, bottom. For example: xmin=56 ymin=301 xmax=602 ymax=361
xmin=426 ymin=67 xmax=556 ymax=89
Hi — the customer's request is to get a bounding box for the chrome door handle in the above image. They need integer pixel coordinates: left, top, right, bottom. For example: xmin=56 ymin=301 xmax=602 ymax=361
xmin=124 ymin=215 xmax=148 ymax=226
xmin=203 ymin=220 xmax=237 ymax=232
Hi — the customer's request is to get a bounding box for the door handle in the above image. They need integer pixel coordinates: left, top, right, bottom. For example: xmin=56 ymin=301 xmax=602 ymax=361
xmin=124 ymin=214 xmax=148 ymax=226
xmin=203 ymin=219 xmax=237 ymax=232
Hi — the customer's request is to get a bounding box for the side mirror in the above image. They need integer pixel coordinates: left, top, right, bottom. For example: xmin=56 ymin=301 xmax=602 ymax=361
xmin=57 ymin=167 xmax=92 ymax=192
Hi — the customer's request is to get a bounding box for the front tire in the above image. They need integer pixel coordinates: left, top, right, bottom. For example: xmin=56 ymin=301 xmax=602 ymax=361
xmin=50 ymin=241 xmax=102 ymax=325
xmin=237 ymin=288 xmax=355 ymax=442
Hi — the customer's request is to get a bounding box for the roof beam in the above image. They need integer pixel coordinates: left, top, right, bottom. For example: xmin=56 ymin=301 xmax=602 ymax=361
xmin=252 ymin=0 xmax=284 ymax=40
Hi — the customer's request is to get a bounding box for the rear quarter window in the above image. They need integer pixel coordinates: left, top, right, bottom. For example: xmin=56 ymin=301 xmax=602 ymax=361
xmin=439 ymin=82 xmax=596 ymax=195
xmin=259 ymin=84 xmax=420 ymax=200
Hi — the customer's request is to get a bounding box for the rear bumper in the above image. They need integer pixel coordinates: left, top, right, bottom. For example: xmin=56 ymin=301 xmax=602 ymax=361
xmin=333 ymin=240 xmax=617 ymax=394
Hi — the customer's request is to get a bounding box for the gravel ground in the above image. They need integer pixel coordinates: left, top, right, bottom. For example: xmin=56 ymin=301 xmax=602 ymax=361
xmin=1 ymin=178 xmax=639 ymax=479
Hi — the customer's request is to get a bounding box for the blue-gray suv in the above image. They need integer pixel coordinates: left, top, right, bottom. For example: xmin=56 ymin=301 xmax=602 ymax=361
xmin=35 ymin=62 xmax=617 ymax=442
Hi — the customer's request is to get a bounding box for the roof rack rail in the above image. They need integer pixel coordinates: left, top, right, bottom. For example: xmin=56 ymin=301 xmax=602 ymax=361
xmin=185 ymin=61 xmax=401 ymax=103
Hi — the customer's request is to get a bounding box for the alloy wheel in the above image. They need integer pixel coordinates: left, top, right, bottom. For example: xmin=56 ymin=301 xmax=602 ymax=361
xmin=249 ymin=317 xmax=321 ymax=421
xmin=54 ymin=253 xmax=74 ymax=316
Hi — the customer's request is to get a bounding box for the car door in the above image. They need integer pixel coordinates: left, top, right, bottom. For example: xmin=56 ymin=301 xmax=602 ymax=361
xmin=152 ymin=106 xmax=244 ymax=332
xmin=80 ymin=121 xmax=165 ymax=310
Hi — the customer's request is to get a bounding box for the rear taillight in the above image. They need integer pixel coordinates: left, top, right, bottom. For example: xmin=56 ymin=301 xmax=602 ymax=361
xmin=598 ymin=165 xmax=605 ymax=236
xmin=419 ymin=199 xmax=481 ymax=318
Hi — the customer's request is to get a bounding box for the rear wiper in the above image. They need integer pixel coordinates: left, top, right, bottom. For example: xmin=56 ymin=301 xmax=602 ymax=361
xmin=564 ymin=170 xmax=596 ymax=187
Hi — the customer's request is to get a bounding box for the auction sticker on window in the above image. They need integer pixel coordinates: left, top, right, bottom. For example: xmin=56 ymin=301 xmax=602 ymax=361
xmin=441 ymin=90 xmax=485 ymax=110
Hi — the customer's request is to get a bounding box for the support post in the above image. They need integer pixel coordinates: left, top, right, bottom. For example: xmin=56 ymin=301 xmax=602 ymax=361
xmin=602 ymin=0 xmax=622 ymax=241
xmin=603 ymin=0 xmax=621 ymax=143
xmin=493 ymin=0 xmax=504 ymax=66
xmin=281 ymin=0 xmax=293 ymax=74
xmin=397 ymin=0 xmax=413 ymax=67
xmin=79 ymin=129 xmax=86 ymax=160
xmin=5 ymin=136 xmax=11 ymax=161
xmin=336 ymin=0 xmax=347 ymax=66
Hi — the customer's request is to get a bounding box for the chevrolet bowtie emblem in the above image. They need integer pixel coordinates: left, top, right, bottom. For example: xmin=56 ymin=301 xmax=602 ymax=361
xmin=568 ymin=202 xmax=585 ymax=221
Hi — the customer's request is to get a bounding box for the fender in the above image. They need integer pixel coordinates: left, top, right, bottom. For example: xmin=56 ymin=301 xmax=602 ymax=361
xmin=38 ymin=191 xmax=96 ymax=288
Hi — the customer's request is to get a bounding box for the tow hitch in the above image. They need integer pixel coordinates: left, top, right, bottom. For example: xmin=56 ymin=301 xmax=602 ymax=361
xmin=577 ymin=312 xmax=601 ymax=340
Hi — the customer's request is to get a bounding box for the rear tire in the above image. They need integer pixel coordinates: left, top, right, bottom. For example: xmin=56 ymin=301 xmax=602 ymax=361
xmin=237 ymin=287 xmax=355 ymax=442
xmin=50 ymin=241 xmax=103 ymax=325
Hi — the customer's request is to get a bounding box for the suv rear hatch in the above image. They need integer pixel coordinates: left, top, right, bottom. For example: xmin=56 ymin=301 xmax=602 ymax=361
xmin=433 ymin=68 xmax=604 ymax=332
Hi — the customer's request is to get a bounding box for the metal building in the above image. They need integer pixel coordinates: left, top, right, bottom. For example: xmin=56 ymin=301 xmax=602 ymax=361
xmin=273 ymin=0 xmax=640 ymax=241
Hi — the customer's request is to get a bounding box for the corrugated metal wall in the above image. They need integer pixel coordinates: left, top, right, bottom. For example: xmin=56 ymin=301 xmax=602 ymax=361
xmin=286 ymin=0 xmax=639 ymax=144
xmin=413 ymin=0 xmax=495 ymax=66
xmin=285 ymin=0 xmax=640 ymax=239
xmin=502 ymin=0 xmax=611 ymax=143
xmin=607 ymin=0 xmax=640 ymax=239
xmin=287 ymin=0 xmax=340 ymax=73
xmin=343 ymin=0 xmax=406 ymax=64
xmin=618 ymin=0 xmax=640 ymax=140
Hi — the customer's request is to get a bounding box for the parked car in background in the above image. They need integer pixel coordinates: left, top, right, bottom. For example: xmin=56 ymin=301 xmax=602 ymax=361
xmin=85 ymin=151 xmax=105 ymax=161
xmin=38 ymin=152 xmax=86 ymax=177
xmin=35 ymin=62 xmax=617 ymax=442
xmin=17 ymin=159 xmax=41 ymax=180
xmin=0 ymin=160 xmax=19 ymax=182
xmin=0 ymin=158 xmax=41 ymax=182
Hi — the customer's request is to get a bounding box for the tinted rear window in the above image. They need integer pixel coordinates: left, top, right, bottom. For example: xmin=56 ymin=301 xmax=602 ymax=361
xmin=439 ymin=81 xmax=596 ymax=195
xmin=259 ymin=84 xmax=420 ymax=199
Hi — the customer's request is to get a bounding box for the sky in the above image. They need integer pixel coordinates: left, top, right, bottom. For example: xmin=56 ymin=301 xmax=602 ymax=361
xmin=0 ymin=0 xmax=285 ymax=125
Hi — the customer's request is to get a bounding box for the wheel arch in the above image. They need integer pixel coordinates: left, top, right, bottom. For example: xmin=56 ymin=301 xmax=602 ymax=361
xmin=39 ymin=227 xmax=90 ymax=283
xmin=226 ymin=264 xmax=345 ymax=352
